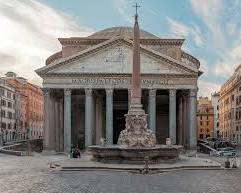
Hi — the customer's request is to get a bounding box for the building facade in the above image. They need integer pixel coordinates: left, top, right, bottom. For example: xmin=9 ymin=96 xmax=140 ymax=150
xmin=197 ymin=97 xmax=214 ymax=139
xmin=0 ymin=78 xmax=16 ymax=143
xmin=211 ymin=92 xmax=220 ymax=138
xmin=5 ymin=72 xmax=44 ymax=140
xmin=36 ymin=26 xmax=201 ymax=152
xmin=220 ymin=65 xmax=241 ymax=143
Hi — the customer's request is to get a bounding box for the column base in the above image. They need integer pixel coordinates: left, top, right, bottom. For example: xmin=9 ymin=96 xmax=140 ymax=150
xmin=41 ymin=150 xmax=57 ymax=155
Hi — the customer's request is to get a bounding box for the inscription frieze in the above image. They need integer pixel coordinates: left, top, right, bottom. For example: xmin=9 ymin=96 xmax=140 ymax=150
xmin=71 ymin=78 xmax=173 ymax=87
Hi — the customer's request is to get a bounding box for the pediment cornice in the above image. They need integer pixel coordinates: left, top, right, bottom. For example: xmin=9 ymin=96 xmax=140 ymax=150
xmin=36 ymin=37 xmax=199 ymax=76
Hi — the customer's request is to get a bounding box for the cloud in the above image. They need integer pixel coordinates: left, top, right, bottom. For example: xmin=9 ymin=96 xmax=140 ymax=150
xmin=0 ymin=0 xmax=94 ymax=85
xmin=213 ymin=44 xmax=241 ymax=77
xmin=166 ymin=17 xmax=205 ymax=47
xmin=113 ymin=0 xmax=132 ymax=24
xmin=189 ymin=0 xmax=224 ymax=47
xmin=198 ymin=80 xmax=221 ymax=97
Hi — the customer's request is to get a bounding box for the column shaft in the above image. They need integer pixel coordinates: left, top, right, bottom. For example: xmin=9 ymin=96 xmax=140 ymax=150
xmin=59 ymin=98 xmax=64 ymax=152
xmin=189 ymin=89 xmax=197 ymax=149
xmin=106 ymin=89 xmax=113 ymax=144
xmin=148 ymin=89 xmax=156 ymax=133
xmin=182 ymin=96 xmax=187 ymax=147
xmin=85 ymin=89 xmax=93 ymax=147
xmin=43 ymin=88 xmax=50 ymax=150
xmin=128 ymin=89 xmax=131 ymax=109
xmin=169 ymin=89 xmax=177 ymax=144
xmin=178 ymin=96 xmax=183 ymax=145
xmin=64 ymin=89 xmax=71 ymax=153
xmin=95 ymin=96 xmax=103 ymax=145
xmin=55 ymin=99 xmax=60 ymax=152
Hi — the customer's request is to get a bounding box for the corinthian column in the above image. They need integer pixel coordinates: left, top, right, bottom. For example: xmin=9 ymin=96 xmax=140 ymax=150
xmin=148 ymin=89 xmax=156 ymax=133
xmin=106 ymin=89 xmax=113 ymax=144
xmin=85 ymin=88 xmax=93 ymax=147
xmin=189 ymin=89 xmax=197 ymax=149
xmin=64 ymin=88 xmax=71 ymax=153
xmin=169 ymin=89 xmax=177 ymax=144
xmin=43 ymin=88 xmax=50 ymax=150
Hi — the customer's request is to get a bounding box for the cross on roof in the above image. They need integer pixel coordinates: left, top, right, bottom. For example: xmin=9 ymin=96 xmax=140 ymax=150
xmin=132 ymin=3 xmax=140 ymax=16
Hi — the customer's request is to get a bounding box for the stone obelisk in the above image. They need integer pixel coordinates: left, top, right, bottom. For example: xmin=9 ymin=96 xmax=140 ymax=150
xmin=118 ymin=8 xmax=156 ymax=147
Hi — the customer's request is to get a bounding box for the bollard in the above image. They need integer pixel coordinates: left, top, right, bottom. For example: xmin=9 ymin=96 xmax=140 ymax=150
xmin=143 ymin=156 xmax=150 ymax=174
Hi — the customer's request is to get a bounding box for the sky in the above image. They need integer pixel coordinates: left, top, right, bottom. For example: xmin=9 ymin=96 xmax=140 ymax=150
xmin=0 ymin=0 xmax=241 ymax=97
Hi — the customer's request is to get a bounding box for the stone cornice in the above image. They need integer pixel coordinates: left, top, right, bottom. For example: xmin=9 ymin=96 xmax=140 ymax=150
xmin=41 ymin=73 xmax=197 ymax=79
xmin=58 ymin=37 xmax=184 ymax=46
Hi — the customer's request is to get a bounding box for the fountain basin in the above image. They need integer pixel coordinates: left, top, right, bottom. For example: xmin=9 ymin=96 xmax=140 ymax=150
xmin=88 ymin=145 xmax=183 ymax=164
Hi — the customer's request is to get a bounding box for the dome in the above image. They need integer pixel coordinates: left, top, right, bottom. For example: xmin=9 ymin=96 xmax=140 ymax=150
xmin=88 ymin=26 xmax=159 ymax=39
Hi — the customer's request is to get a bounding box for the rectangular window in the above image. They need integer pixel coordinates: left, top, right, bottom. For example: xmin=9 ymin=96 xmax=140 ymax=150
xmin=7 ymin=102 xmax=12 ymax=108
xmin=207 ymin=121 xmax=209 ymax=126
xmin=1 ymin=110 xmax=5 ymax=117
xmin=200 ymin=121 xmax=202 ymax=126
xmin=2 ymin=122 xmax=6 ymax=129
xmin=1 ymin=99 xmax=6 ymax=106
xmin=7 ymin=91 xmax=11 ymax=98
xmin=0 ymin=89 xmax=4 ymax=96
xmin=207 ymin=116 xmax=209 ymax=120
xmin=8 ymin=112 xmax=12 ymax=119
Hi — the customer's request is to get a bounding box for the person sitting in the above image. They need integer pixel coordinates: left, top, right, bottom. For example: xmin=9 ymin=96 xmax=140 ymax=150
xmin=72 ymin=146 xmax=81 ymax=158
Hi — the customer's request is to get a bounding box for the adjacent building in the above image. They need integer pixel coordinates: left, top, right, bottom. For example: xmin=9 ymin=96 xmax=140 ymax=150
xmin=0 ymin=78 xmax=16 ymax=143
xmin=4 ymin=72 xmax=44 ymax=140
xmin=219 ymin=65 xmax=241 ymax=143
xmin=197 ymin=97 xmax=214 ymax=139
xmin=36 ymin=25 xmax=201 ymax=152
xmin=211 ymin=92 xmax=220 ymax=138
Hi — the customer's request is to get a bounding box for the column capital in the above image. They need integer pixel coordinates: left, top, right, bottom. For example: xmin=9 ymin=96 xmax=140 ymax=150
xmin=106 ymin=89 xmax=113 ymax=97
xmin=85 ymin=88 xmax=92 ymax=97
xmin=169 ymin=89 xmax=176 ymax=97
xmin=149 ymin=89 xmax=156 ymax=97
xmin=64 ymin=88 xmax=71 ymax=96
xmin=42 ymin=88 xmax=50 ymax=96
xmin=189 ymin=89 xmax=197 ymax=97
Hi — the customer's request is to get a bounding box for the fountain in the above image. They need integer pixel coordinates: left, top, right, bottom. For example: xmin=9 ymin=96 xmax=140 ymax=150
xmin=88 ymin=7 xmax=183 ymax=164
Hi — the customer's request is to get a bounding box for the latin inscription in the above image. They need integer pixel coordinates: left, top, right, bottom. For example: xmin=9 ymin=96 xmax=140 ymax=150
xmin=72 ymin=78 xmax=173 ymax=88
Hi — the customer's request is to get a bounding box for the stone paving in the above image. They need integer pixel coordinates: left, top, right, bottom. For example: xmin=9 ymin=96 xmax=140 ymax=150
xmin=0 ymin=153 xmax=241 ymax=193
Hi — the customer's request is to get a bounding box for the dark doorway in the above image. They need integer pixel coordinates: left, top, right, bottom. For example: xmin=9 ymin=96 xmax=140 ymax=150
xmin=113 ymin=89 xmax=128 ymax=144
xmin=113 ymin=109 xmax=127 ymax=144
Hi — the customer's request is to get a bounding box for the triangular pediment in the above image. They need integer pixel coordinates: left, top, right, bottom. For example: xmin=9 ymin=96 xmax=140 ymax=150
xmin=36 ymin=38 xmax=198 ymax=76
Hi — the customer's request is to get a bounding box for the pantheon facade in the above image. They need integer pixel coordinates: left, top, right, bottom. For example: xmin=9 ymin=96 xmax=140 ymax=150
xmin=36 ymin=27 xmax=201 ymax=153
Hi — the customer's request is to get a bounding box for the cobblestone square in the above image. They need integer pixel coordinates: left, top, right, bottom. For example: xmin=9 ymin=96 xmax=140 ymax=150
xmin=0 ymin=153 xmax=241 ymax=193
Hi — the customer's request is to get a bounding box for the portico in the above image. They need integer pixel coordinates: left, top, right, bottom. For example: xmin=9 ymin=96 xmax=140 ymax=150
xmin=36 ymin=26 xmax=201 ymax=152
